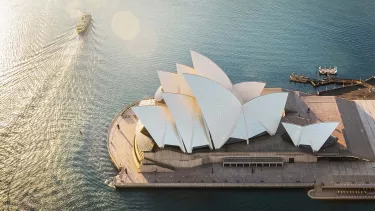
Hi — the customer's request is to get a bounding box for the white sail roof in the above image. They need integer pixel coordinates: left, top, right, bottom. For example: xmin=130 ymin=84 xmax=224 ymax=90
xmin=282 ymin=122 xmax=339 ymax=152
xmin=190 ymin=50 xmax=233 ymax=90
xmin=242 ymin=109 xmax=267 ymax=138
xmin=176 ymin=64 xmax=195 ymax=96
xmin=233 ymin=82 xmax=266 ymax=104
xmin=298 ymin=127 xmax=313 ymax=146
xmin=303 ymin=122 xmax=339 ymax=152
xmin=138 ymin=51 xmax=286 ymax=153
xmin=132 ymin=105 xmax=186 ymax=152
xmin=230 ymin=110 xmax=248 ymax=141
xmin=183 ymin=74 xmax=242 ymax=149
xmin=243 ymin=93 xmax=288 ymax=136
xmin=281 ymin=123 xmax=303 ymax=146
xmin=157 ymin=71 xmax=180 ymax=93
xmin=162 ymin=93 xmax=212 ymax=153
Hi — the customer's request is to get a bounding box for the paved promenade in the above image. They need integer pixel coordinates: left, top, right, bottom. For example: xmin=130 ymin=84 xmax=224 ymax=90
xmin=107 ymin=107 xmax=147 ymax=184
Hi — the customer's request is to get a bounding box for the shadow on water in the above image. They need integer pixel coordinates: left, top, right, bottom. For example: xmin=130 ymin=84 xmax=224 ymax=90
xmin=113 ymin=188 xmax=375 ymax=211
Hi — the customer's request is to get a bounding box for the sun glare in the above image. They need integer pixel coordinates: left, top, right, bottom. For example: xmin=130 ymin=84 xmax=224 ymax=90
xmin=111 ymin=11 xmax=140 ymax=41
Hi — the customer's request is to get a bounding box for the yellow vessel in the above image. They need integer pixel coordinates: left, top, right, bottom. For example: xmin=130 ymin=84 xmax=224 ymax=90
xmin=77 ymin=13 xmax=92 ymax=35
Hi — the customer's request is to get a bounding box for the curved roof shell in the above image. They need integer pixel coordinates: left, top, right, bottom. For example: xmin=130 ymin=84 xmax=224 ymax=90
xmin=282 ymin=122 xmax=339 ymax=152
xmin=162 ymin=93 xmax=212 ymax=153
xmin=190 ymin=50 xmax=233 ymax=91
xmin=132 ymin=105 xmax=186 ymax=152
xmin=157 ymin=71 xmax=180 ymax=93
xmin=176 ymin=64 xmax=195 ymax=96
xmin=243 ymin=93 xmax=289 ymax=136
xmin=233 ymin=82 xmax=266 ymax=104
xmin=183 ymin=74 xmax=242 ymax=149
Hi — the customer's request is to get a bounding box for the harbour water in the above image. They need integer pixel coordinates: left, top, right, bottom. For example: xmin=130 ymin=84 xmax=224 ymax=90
xmin=0 ymin=0 xmax=375 ymax=210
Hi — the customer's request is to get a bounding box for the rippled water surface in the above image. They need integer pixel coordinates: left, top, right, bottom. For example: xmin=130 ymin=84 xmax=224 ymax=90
xmin=0 ymin=0 xmax=375 ymax=210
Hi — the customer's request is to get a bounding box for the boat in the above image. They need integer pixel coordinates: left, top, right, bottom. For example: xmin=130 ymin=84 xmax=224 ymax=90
xmin=319 ymin=66 xmax=337 ymax=75
xmin=77 ymin=13 xmax=92 ymax=35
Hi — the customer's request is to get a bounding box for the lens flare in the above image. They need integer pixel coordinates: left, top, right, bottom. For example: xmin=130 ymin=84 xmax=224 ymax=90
xmin=111 ymin=11 xmax=140 ymax=41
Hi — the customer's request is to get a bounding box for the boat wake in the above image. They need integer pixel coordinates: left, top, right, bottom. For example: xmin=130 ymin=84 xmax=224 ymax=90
xmin=0 ymin=26 xmax=86 ymax=208
xmin=105 ymin=178 xmax=116 ymax=188
xmin=0 ymin=28 xmax=83 ymax=135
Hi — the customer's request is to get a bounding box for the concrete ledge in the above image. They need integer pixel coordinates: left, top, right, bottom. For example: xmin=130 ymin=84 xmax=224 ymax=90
xmin=115 ymin=182 xmax=314 ymax=188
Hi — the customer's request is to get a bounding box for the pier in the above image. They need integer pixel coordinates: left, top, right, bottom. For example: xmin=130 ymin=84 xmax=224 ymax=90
xmin=290 ymin=74 xmax=375 ymax=100
xmin=289 ymin=73 xmax=362 ymax=87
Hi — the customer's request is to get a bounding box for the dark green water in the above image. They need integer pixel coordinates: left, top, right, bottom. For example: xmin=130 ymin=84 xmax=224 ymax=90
xmin=0 ymin=0 xmax=375 ymax=210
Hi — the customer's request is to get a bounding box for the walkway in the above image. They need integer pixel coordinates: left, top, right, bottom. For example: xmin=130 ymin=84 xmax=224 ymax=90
xmin=107 ymin=107 xmax=147 ymax=184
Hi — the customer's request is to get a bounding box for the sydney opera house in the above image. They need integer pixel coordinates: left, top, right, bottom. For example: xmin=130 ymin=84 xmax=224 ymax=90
xmin=110 ymin=49 xmax=375 ymax=174
xmin=108 ymin=50 xmax=375 ymax=199
xmin=132 ymin=51 xmax=339 ymax=157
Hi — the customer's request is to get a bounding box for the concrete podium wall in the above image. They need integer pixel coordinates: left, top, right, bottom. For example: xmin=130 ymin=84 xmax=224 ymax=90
xmin=143 ymin=150 xmax=317 ymax=169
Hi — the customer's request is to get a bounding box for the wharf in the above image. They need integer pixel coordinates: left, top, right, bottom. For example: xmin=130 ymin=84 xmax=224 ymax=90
xmin=289 ymin=73 xmax=361 ymax=87
xmin=317 ymin=76 xmax=375 ymax=100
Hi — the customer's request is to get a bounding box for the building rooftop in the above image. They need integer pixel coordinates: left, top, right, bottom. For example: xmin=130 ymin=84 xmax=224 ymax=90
xmin=353 ymin=100 xmax=375 ymax=158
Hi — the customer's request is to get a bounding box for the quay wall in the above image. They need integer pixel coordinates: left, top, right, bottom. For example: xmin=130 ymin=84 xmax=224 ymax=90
xmin=115 ymin=182 xmax=314 ymax=189
xmin=318 ymin=84 xmax=364 ymax=96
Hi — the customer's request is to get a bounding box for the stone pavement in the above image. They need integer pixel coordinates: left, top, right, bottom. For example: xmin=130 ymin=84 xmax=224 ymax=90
xmin=108 ymin=108 xmax=147 ymax=184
